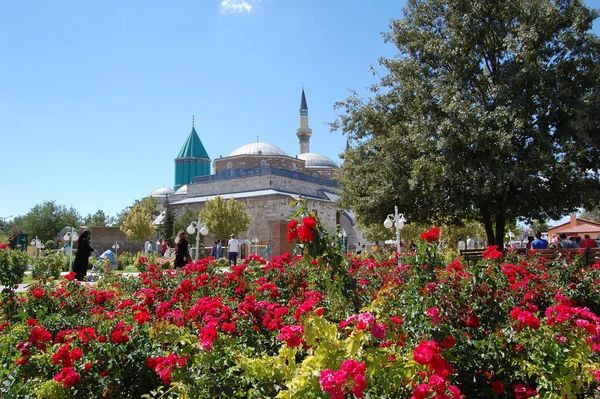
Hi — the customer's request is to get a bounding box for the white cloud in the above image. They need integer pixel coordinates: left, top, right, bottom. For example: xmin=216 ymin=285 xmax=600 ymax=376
xmin=220 ymin=0 xmax=258 ymax=13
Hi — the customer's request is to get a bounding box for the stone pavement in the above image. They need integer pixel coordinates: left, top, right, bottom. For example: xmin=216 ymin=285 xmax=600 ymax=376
xmin=3 ymin=271 xmax=140 ymax=293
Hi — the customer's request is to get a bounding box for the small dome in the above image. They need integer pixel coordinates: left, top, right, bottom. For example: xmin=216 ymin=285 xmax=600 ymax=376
xmin=229 ymin=142 xmax=288 ymax=157
xmin=297 ymin=153 xmax=339 ymax=169
xmin=149 ymin=187 xmax=175 ymax=198
xmin=174 ymin=185 xmax=188 ymax=195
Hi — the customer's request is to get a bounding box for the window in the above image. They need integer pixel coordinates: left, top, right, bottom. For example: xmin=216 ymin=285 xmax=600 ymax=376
xmin=260 ymin=159 xmax=267 ymax=167
xmin=226 ymin=161 xmax=232 ymax=169
xmin=292 ymin=163 xmax=297 ymax=171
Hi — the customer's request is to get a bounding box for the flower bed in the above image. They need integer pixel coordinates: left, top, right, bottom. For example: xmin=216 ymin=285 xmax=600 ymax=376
xmin=2 ymin=214 xmax=600 ymax=398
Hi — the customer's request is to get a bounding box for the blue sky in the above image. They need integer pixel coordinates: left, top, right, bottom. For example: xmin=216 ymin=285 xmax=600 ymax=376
xmin=1 ymin=0 xmax=599 ymax=222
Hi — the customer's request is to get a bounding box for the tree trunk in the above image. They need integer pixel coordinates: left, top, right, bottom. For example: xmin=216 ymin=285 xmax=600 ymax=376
xmin=481 ymin=210 xmax=496 ymax=247
xmin=495 ymin=212 xmax=506 ymax=251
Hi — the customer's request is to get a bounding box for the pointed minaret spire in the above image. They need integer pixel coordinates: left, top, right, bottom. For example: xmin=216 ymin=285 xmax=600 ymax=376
xmin=192 ymin=115 xmax=195 ymax=128
xmin=296 ymin=86 xmax=312 ymax=154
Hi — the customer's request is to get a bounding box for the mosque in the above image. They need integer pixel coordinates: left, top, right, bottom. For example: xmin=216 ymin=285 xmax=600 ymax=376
xmin=149 ymin=89 xmax=360 ymax=257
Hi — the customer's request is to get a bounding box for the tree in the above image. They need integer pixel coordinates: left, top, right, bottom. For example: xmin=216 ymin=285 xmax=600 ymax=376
xmin=120 ymin=198 xmax=158 ymax=242
xmin=21 ymin=201 xmax=81 ymax=243
xmin=333 ymin=0 xmax=600 ymax=249
xmin=528 ymin=219 xmax=550 ymax=234
xmin=83 ymin=210 xmax=116 ymax=227
xmin=200 ymin=196 xmax=251 ymax=240
xmin=160 ymin=196 xmax=176 ymax=244
xmin=173 ymin=210 xmax=199 ymax=238
xmin=581 ymin=207 xmax=600 ymax=221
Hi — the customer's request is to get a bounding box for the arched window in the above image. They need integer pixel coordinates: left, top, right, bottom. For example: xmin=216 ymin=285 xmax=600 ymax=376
xmin=260 ymin=159 xmax=267 ymax=167
xmin=291 ymin=163 xmax=297 ymax=171
xmin=226 ymin=161 xmax=232 ymax=169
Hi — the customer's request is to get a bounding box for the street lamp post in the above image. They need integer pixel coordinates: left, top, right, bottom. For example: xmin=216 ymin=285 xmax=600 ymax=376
xmin=0 ymin=215 xmax=12 ymax=231
xmin=30 ymin=236 xmax=44 ymax=258
xmin=505 ymin=230 xmax=515 ymax=249
xmin=112 ymin=242 xmax=120 ymax=256
xmin=252 ymin=235 xmax=259 ymax=255
xmin=337 ymin=229 xmax=347 ymax=254
xmin=63 ymin=227 xmax=79 ymax=272
xmin=383 ymin=206 xmax=407 ymax=266
xmin=187 ymin=214 xmax=209 ymax=262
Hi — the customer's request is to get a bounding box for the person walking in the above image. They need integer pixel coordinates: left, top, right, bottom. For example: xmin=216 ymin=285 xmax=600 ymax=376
xmin=228 ymin=234 xmax=240 ymax=266
xmin=174 ymin=231 xmax=190 ymax=269
xmin=156 ymin=239 xmax=162 ymax=255
xmin=73 ymin=230 xmax=95 ymax=281
xmin=161 ymin=240 xmax=168 ymax=256
xmin=457 ymin=237 xmax=466 ymax=252
xmin=466 ymin=236 xmax=475 ymax=250
xmin=265 ymin=242 xmax=271 ymax=260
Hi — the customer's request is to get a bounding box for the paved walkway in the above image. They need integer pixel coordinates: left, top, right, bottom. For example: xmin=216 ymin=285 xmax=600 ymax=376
xmin=3 ymin=271 xmax=141 ymax=293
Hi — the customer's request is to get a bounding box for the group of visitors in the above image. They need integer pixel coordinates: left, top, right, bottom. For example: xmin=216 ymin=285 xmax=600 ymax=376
xmin=525 ymin=231 xmax=598 ymax=250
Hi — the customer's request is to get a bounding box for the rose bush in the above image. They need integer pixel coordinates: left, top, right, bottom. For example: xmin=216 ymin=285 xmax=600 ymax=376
xmin=1 ymin=216 xmax=600 ymax=398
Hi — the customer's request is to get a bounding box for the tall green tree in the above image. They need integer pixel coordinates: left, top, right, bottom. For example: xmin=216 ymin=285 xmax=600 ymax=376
xmin=581 ymin=207 xmax=600 ymax=221
xmin=333 ymin=0 xmax=600 ymax=249
xmin=173 ymin=210 xmax=199 ymax=239
xmin=160 ymin=196 xmax=176 ymax=244
xmin=21 ymin=201 xmax=81 ymax=243
xmin=83 ymin=210 xmax=115 ymax=227
xmin=120 ymin=198 xmax=158 ymax=242
xmin=200 ymin=196 xmax=251 ymax=240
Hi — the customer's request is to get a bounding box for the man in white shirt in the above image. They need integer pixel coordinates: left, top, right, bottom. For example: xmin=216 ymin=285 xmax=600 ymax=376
xmin=466 ymin=236 xmax=475 ymax=250
xmin=228 ymin=234 xmax=240 ymax=266
xmin=457 ymin=237 xmax=466 ymax=252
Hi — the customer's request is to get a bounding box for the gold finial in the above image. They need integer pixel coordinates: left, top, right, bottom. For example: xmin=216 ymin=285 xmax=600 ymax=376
xmin=192 ymin=115 xmax=195 ymax=128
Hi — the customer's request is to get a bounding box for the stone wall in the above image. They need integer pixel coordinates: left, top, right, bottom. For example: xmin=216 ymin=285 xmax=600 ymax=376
xmin=86 ymin=226 xmax=148 ymax=255
xmin=186 ymin=173 xmax=334 ymax=199
xmin=214 ymin=155 xmax=305 ymax=173
xmin=171 ymin=194 xmax=338 ymax=257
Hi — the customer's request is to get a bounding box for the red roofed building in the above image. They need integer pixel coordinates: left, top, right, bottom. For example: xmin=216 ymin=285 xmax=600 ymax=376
xmin=547 ymin=215 xmax=600 ymax=239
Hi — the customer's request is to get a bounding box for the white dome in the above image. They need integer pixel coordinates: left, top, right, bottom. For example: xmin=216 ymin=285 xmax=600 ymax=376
xmin=229 ymin=142 xmax=288 ymax=157
xmin=297 ymin=153 xmax=339 ymax=169
xmin=149 ymin=187 xmax=175 ymax=198
xmin=174 ymin=185 xmax=188 ymax=195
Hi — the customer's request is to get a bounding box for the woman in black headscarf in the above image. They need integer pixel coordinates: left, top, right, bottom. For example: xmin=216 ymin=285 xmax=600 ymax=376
xmin=73 ymin=230 xmax=95 ymax=281
xmin=174 ymin=231 xmax=189 ymax=269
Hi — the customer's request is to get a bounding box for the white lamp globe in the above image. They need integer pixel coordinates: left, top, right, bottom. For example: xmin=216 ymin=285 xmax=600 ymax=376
xmin=72 ymin=232 xmax=79 ymax=241
xmin=187 ymin=225 xmax=195 ymax=235
xmin=63 ymin=233 xmax=70 ymax=242
xmin=200 ymin=226 xmax=209 ymax=236
xmin=383 ymin=218 xmax=393 ymax=229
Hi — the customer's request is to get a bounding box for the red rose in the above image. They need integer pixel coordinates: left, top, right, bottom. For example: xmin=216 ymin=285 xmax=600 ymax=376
xmin=302 ymin=216 xmax=317 ymax=229
xmin=442 ymin=335 xmax=456 ymax=349
xmin=297 ymin=225 xmax=314 ymax=243
xmin=0 ymin=243 xmax=7 ymax=249
xmin=491 ymin=381 xmax=504 ymax=394
xmin=466 ymin=314 xmax=480 ymax=328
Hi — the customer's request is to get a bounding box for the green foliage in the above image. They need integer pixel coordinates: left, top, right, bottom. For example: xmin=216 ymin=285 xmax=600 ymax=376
xmin=121 ymin=197 xmax=158 ymax=242
xmin=21 ymin=200 xmax=81 ymax=243
xmin=0 ymin=247 xmax=29 ymax=287
xmin=83 ymin=209 xmax=116 ymax=227
xmin=173 ymin=210 xmax=199 ymax=239
xmin=160 ymin=196 xmax=176 ymax=245
xmin=200 ymin=196 xmax=251 ymax=240
xmin=31 ymin=251 xmax=69 ymax=280
xmin=333 ymin=0 xmax=600 ymax=250
xmin=44 ymin=240 xmax=56 ymax=250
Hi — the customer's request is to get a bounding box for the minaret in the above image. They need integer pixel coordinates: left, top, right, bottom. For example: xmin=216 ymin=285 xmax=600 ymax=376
xmin=296 ymin=87 xmax=312 ymax=154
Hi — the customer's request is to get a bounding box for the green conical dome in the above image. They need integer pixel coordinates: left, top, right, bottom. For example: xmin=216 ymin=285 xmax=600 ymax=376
xmin=174 ymin=125 xmax=211 ymax=190
xmin=177 ymin=127 xmax=209 ymax=159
